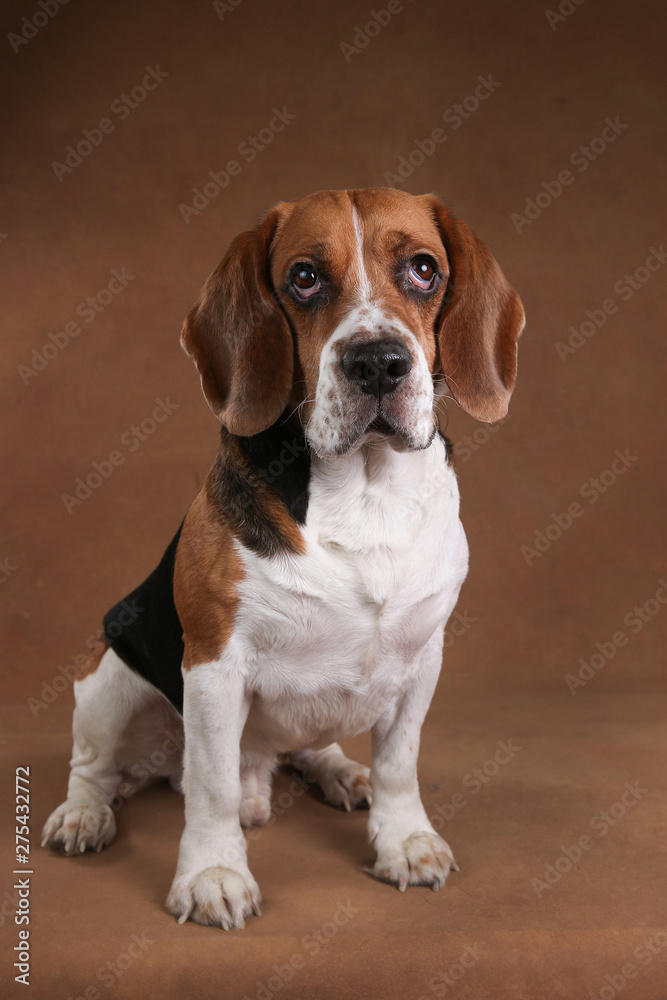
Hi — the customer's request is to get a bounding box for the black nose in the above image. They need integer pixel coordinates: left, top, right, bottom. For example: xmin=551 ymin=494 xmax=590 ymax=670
xmin=341 ymin=341 xmax=413 ymax=396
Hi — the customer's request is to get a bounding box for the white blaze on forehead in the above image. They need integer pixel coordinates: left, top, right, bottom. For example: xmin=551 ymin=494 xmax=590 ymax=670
xmin=351 ymin=205 xmax=373 ymax=303
xmin=304 ymin=201 xmax=436 ymax=457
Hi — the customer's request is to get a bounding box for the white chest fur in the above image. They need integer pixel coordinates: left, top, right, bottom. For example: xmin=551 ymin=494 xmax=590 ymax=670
xmin=234 ymin=436 xmax=469 ymax=751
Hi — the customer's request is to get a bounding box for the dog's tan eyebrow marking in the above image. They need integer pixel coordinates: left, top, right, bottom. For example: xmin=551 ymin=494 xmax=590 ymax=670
xmin=385 ymin=230 xmax=415 ymax=254
xmin=286 ymin=241 xmax=331 ymax=265
xmin=384 ymin=230 xmax=444 ymax=265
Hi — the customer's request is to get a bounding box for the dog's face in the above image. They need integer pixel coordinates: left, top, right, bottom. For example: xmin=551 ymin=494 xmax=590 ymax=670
xmin=269 ymin=189 xmax=447 ymax=456
xmin=181 ymin=188 xmax=525 ymax=456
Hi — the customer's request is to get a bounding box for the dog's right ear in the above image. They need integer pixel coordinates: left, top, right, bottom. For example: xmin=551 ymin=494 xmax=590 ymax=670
xmin=180 ymin=206 xmax=294 ymax=437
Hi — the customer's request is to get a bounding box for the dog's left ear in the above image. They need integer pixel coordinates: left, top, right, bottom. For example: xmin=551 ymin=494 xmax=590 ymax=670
xmin=425 ymin=196 xmax=525 ymax=423
xmin=180 ymin=205 xmax=294 ymax=436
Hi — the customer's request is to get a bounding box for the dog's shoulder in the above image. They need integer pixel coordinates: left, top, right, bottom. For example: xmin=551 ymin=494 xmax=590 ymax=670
xmin=208 ymin=422 xmax=310 ymax=557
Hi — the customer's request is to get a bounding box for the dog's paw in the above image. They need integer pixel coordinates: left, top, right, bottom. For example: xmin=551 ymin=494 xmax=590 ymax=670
xmin=320 ymin=761 xmax=372 ymax=811
xmin=239 ymin=792 xmax=272 ymax=828
xmin=41 ymin=801 xmax=116 ymax=854
xmin=371 ymin=831 xmax=457 ymax=891
xmin=166 ymin=867 xmax=262 ymax=929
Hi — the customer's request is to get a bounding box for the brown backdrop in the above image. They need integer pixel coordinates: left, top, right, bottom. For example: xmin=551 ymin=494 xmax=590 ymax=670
xmin=2 ymin=1 xmax=666 ymax=997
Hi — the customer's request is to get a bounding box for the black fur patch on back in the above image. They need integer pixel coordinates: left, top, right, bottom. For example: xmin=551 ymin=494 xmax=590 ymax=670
xmin=100 ymin=420 xmax=309 ymax=709
xmin=207 ymin=421 xmax=310 ymax=558
xmin=103 ymin=524 xmax=185 ymax=714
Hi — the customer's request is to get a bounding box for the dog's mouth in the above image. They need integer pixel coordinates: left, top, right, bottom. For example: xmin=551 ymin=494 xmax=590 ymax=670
xmin=366 ymin=416 xmax=395 ymax=436
xmin=344 ymin=393 xmax=435 ymax=450
xmin=307 ymin=378 xmax=437 ymax=458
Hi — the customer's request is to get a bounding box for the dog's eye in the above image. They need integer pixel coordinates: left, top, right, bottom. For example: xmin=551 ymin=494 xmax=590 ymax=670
xmin=408 ymin=256 xmax=437 ymax=290
xmin=292 ymin=265 xmax=321 ymax=299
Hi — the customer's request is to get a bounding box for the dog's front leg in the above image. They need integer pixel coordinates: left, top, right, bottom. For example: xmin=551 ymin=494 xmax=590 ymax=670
xmin=368 ymin=626 xmax=457 ymax=892
xmin=166 ymin=660 xmax=261 ymax=929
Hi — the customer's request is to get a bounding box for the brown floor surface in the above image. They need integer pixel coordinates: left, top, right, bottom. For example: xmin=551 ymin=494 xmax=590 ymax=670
xmin=1 ymin=1 xmax=666 ymax=998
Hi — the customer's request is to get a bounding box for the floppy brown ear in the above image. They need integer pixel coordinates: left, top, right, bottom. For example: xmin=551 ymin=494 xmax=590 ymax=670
xmin=180 ymin=206 xmax=293 ymax=436
xmin=426 ymin=196 xmax=525 ymax=423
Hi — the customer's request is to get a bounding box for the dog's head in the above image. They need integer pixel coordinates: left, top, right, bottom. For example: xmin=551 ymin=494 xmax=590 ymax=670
xmin=181 ymin=188 xmax=525 ymax=457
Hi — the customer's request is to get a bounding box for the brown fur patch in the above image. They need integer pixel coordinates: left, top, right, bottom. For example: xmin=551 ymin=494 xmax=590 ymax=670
xmin=75 ymin=637 xmax=109 ymax=681
xmin=174 ymin=486 xmax=245 ymax=670
xmin=176 ymin=418 xmax=311 ymax=669
xmin=260 ymin=489 xmax=306 ymax=555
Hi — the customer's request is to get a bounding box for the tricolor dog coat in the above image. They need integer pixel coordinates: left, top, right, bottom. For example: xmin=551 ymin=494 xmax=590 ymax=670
xmin=43 ymin=188 xmax=525 ymax=929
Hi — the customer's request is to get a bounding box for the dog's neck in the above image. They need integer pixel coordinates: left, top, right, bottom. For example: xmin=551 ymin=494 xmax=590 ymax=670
xmin=306 ymin=431 xmax=455 ymax=555
xmin=210 ymin=419 xmax=453 ymax=560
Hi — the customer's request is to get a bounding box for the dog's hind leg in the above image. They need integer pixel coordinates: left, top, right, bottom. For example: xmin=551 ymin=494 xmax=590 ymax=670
xmin=239 ymin=750 xmax=277 ymax=828
xmin=290 ymin=744 xmax=372 ymax=811
xmin=42 ymin=646 xmax=167 ymax=854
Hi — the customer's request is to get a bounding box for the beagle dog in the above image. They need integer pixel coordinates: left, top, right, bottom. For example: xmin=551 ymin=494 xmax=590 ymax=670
xmin=43 ymin=188 xmax=524 ymax=929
